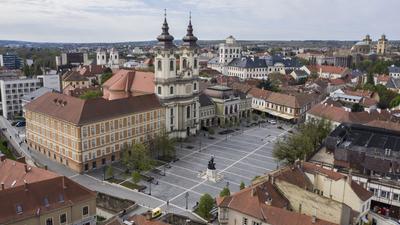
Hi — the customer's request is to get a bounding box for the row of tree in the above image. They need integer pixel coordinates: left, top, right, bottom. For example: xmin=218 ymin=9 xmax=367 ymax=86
xmin=273 ymin=119 xmax=331 ymax=164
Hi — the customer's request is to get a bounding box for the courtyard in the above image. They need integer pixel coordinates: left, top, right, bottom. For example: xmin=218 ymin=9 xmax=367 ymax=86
xmin=87 ymin=122 xmax=292 ymax=212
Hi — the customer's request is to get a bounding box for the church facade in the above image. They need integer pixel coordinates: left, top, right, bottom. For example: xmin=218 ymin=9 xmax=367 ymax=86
xmin=154 ymin=13 xmax=200 ymax=138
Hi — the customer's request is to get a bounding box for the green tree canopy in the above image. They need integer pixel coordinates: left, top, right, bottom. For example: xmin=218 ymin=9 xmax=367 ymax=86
xmin=219 ymin=187 xmax=231 ymax=197
xmin=122 ymin=143 xmax=154 ymax=172
xmin=132 ymin=171 xmax=141 ymax=184
xmin=197 ymin=193 xmax=215 ymax=220
xmin=273 ymin=119 xmax=331 ymax=164
xmin=101 ymin=71 xmax=113 ymax=84
xmin=390 ymin=95 xmax=400 ymax=108
xmin=239 ymin=181 xmax=246 ymax=190
xmin=151 ymin=130 xmax=176 ymax=160
xmin=351 ymin=103 xmax=364 ymax=112
xmin=79 ymin=90 xmax=102 ymax=100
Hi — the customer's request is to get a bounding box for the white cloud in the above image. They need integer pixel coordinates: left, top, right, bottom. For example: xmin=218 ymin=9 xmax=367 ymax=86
xmin=0 ymin=0 xmax=398 ymax=42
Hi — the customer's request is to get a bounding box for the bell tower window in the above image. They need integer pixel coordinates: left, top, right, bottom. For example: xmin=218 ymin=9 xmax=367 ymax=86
xmin=170 ymin=86 xmax=174 ymax=94
xmin=194 ymin=58 xmax=197 ymax=69
xmin=157 ymin=60 xmax=162 ymax=71
xmin=183 ymin=58 xmax=187 ymax=69
xmin=187 ymin=106 xmax=190 ymax=119
xmin=170 ymin=60 xmax=174 ymax=71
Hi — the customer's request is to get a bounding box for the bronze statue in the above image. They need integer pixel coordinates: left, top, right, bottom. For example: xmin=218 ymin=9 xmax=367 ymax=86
xmin=208 ymin=156 xmax=216 ymax=170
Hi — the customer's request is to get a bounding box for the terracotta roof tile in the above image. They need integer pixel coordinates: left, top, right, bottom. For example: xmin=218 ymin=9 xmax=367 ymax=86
xmin=25 ymin=92 xmax=162 ymax=125
xmin=351 ymin=181 xmax=373 ymax=201
xmin=0 ymin=159 xmax=96 ymax=224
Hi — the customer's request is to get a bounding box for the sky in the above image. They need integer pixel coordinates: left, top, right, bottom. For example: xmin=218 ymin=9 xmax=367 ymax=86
xmin=0 ymin=0 xmax=398 ymax=43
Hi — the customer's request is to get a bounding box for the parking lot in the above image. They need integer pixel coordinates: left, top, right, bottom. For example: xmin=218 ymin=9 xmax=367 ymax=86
xmin=87 ymin=122 xmax=292 ymax=211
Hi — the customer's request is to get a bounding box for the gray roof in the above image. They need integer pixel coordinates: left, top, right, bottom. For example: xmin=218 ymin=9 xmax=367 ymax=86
xmin=389 ymin=65 xmax=400 ymax=74
xmin=227 ymin=57 xmax=267 ymax=68
xmin=21 ymin=87 xmax=53 ymax=102
xmin=199 ymin=93 xmax=214 ymax=107
xmin=270 ymin=55 xmax=302 ymax=68
xmin=386 ymin=77 xmax=400 ymax=89
xmin=292 ymin=70 xmax=308 ymax=76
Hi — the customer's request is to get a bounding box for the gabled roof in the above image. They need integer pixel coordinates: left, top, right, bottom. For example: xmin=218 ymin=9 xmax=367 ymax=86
xmin=199 ymin=93 xmax=214 ymax=107
xmin=25 ymin=92 xmax=162 ymax=125
xmin=103 ymin=69 xmax=155 ymax=100
xmin=386 ymin=77 xmax=400 ymax=89
xmin=217 ymin=180 xmax=336 ymax=225
xmin=227 ymin=57 xmax=267 ymax=68
xmin=0 ymin=159 xmax=96 ymax=224
xmin=351 ymin=181 xmax=373 ymax=201
xmin=62 ymin=70 xmax=89 ymax=82
xmin=388 ymin=65 xmax=400 ymax=74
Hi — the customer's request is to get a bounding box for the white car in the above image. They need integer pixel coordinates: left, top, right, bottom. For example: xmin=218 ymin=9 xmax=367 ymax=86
xmin=268 ymin=120 xmax=277 ymax=125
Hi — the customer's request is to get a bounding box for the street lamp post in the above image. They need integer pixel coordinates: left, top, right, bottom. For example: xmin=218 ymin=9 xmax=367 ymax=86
xmin=149 ymin=180 xmax=152 ymax=195
xmin=184 ymin=192 xmax=189 ymax=210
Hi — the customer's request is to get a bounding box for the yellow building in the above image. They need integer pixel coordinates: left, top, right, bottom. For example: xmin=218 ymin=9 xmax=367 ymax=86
xmin=0 ymin=158 xmax=96 ymax=225
xmin=25 ymin=70 xmax=165 ymax=173
xmin=376 ymin=34 xmax=388 ymax=55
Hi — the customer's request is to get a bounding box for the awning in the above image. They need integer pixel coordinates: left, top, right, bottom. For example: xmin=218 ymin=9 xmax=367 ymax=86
xmin=264 ymin=109 xmax=295 ymax=120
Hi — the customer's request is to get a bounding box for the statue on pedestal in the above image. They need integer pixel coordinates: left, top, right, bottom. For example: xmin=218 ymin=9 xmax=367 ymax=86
xmin=208 ymin=156 xmax=216 ymax=170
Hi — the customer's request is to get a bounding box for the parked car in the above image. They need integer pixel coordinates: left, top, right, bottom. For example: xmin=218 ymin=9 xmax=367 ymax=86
xmin=15 ymin=121 xmax=26 ymax=127
xmin=268 ymin=120 xmax=277 ymax=125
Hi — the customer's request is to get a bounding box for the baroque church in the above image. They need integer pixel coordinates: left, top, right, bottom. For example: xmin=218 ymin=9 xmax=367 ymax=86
xmin=153 ymin=12 xmax=200 ymax=138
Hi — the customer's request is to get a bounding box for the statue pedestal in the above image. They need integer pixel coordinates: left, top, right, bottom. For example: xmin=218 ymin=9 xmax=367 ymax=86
xmin=199 ymin=168 xmax=223 ymax=183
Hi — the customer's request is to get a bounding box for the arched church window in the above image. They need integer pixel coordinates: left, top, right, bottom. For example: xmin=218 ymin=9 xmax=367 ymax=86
xmin=225 ymin=106 xmax=228 ymax=115
xmin=170 ymin=60 xmax=174 ymax=71
xmin=183 ymin=58 xmax=187 ymax=69
xmin=230 ymin=105 xmax=233 ymax=114
xmin=157 ymin=86 xmax=162 ymax=95
xmin=170 ymin=86 xmax=174 ymax=94
xmin=157 ymin=60 xmax=162 ymax=71
xmin=187 ymin=106 xmax=190 ymax=119
xmin=194 ymin=83 xmax=197 ymax=91
xmin=194 ymin=59 xmax=197 ymax=69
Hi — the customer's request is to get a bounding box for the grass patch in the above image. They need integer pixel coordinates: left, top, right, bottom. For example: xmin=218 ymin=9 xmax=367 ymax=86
xmin=107 ymin=178 xmax=125 ymax=184
xmin=97 ymin=215 xmax=106 ymax=222
xmin=120 ymin=181 xmax=142 ymax=190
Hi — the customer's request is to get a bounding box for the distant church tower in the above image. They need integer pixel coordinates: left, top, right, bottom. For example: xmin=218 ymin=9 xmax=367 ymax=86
xmin=109 ymin=48 xmax=119 ymax=66
xmin=154 ymin=11 xmax=200 ymax=138
xmin=363 ymin=34 xmax=372 ymax=45
xmin=96 ymin=48 xmax=107 ymax=65
xmin=377 ymin=34 xmax=388 ymax=55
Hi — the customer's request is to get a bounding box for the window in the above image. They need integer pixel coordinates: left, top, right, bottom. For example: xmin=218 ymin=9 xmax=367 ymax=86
xmin=187 ymin=106 xmax=190 ymax=119
xmin=59 ymin=194 xmax=64 ymax=203
xmin=393 ymin=193 xmax=400 ymax=201
xmin=157 ymin=60 xmax=162 ymax=71
xmin=194 ymin=58 xmax=197 ymax=69
xmin=182 ymin=58 xmax=187 ymax=69
xmin=170 ymin=60 xmax=174 ymax=71
xmin=194 ymin=83 xmax=197 ymax=91
xmin=170 ymin=86 xmax=174 ymax=94
xmin=43 ymin=197 xmax=50 ymax=207
xmin=46 ymin=218 xmax=53 ymax=225
xmin=16 ymin=204 xmax=23 ymax=214
xmin=381 ymin=190 xmax=389 ymax=198
xmin=242 ymin=217 xmax=248 ymax=225
xmin=60 ymin=213 xmax=67 ymax=224
xmin=158 ymin=86 xmax=162 ymax=95
xmin=82 ymin=206 xmax=89 ymax=216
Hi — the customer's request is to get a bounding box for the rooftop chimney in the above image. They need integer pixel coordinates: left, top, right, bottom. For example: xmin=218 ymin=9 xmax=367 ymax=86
xmin=44 ymin=165 xmax=48 ymax=170
xmin=347 ymin=169 xmax=353 ymax=185
xmin=24 ymin=180 xmax=28 ymax=191
xmin=1 ymin=182 xmax=4 ymax=190
xmin=312 ymin=208 xmax=317 ymax=223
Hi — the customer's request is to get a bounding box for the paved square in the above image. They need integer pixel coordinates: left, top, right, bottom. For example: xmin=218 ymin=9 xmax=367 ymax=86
xmin=146 ymin=123 xmax=292 ymax=210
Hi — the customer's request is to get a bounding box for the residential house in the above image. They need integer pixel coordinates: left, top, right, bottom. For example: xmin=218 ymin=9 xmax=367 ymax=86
xmin=0 ymin=157 xmax=97 ymax=225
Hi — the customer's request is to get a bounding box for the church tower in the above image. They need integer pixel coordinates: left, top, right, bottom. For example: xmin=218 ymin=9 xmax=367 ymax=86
xmin=96 ymin=48 xmax=107 ymax=65
xmin=377 ymin=34 xmax=388 ymax=55
xmin=154 ymin=11 xmax=200 ymax=138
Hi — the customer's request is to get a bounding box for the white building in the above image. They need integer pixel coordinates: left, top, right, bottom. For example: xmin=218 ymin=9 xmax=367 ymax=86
xmin=0 ymin=54 xmax=3 ymax=67
xmin=37 ymin=73 xmax=61 ymax=92
xmin=208 ymin=36 xmax=242 ymax=74
xmin=154 ymin=14 xmax=200 ymax=138
xmin=226 ymin=56 xmax=268 ymax=79
xmin=96 ymin=49 xmax=107 ymax=66
xmin=109 ymin=48 xmax=119 ymax=67
xmin=219 ymin=36 xmax=241 ymax=64
xmin=0 ymin=77 xmax=42 ymax=119
xmin=389 ymin=65 xmax=400 ymax=78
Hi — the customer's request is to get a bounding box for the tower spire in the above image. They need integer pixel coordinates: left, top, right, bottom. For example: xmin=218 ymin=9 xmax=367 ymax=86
xmin=156 ymin=9 xmax=175 ymax=49
xmin=182 ymin=11 xmax=198 ymax=48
